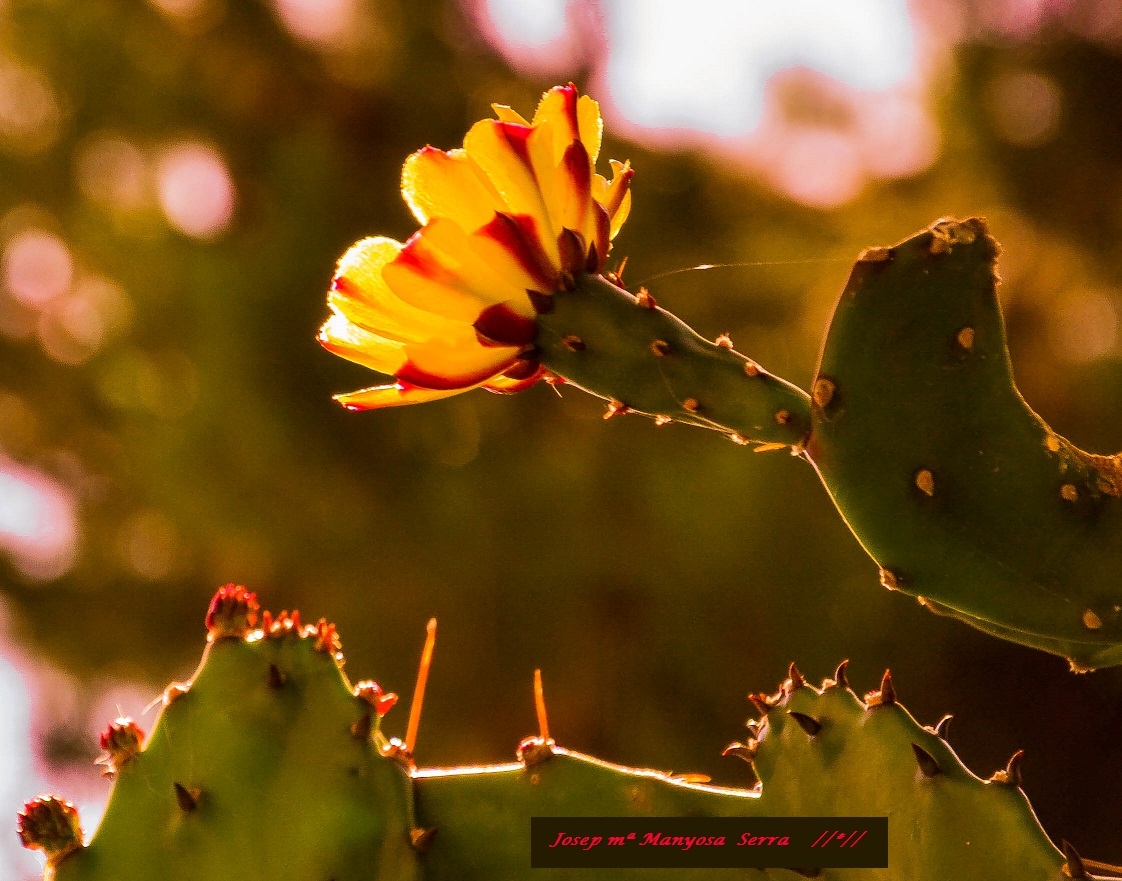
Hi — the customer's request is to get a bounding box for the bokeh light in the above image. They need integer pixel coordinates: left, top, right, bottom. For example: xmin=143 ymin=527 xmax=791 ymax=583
xmin=3 ymin=230 xmax=73 ymax=309
xmin=0 ymin=463 xmax=77 ymax=581
xmin=1053 ymin=289 xmax=1118 ymax=362
xmin=0 ymin=58 xmax=61 ymax=156
xmin=271 ymin=0 xmax=360 ymax=44
xmin=480 ymin=0 xmax=934 ymax=205
xmin=156 ymin=142 xmax=235 ymax=239
xmin=75 ymin=135 xmax=150 ymax=214
xmin=985 ymin=69 xmax=1062 ymax=147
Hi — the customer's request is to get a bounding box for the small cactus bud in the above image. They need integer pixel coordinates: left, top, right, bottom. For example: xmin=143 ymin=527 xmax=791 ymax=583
xmin=17 ymin=796 xmax=83 ymax=864
xmin=517 ymin=735 xmax=555 ymax=766
xmin=97 ymin=717 xmax=144 ymax=776
xmin=313 ymin=618 xmax=343 ymax=658
xmin=205 ymin=584 xmax=259 ymax=640
xmin=354 ymin=681 xmax=398 ymax=716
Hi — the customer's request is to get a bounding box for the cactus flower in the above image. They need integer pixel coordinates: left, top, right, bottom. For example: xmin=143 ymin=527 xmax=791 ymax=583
xmin=319 ymin=83 xmax=633 ymax=410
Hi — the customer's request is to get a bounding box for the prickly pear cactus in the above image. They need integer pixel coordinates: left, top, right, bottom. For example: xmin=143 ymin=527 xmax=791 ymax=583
xmin=23 ymin=586 xmax=420 ymax=881
xmin=521 ymin=217 xmax=1122 ymax=669
xmin=19 ymin=587 xmax=1097 ymax=881
xmin=314 ymin=81 xmax=1122 ymax=667
xmin=805 ymin=218 xmax=1122 ymax=671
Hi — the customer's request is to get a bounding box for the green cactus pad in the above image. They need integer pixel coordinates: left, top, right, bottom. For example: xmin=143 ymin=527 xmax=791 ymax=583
xmin=806 ymin=218 xmax=1122 ymax=670
xmin=413 ymin=665 xmax=1069 ymax=881
xmin=26 ymin=590 xmax=1094 ymax=881
xmin=537 ymin=273 xmax=812 ymax=448
xmin=51 ymin=604 xmax=419 ymax=881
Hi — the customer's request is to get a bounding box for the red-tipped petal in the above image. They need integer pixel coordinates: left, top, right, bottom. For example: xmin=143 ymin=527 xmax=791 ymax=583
xmin=397 ymin=355 xmax=515 ymax=391
xmin=473 ymin=302 xmax=538 ymax=347
xmin=477 ymin=213 xmax=559 ymax=291
xmin=560 ymin=140 xmax=592 ymax=233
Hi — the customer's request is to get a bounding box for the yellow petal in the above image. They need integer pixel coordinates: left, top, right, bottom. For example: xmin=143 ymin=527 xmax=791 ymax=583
xmin=383 ymin=219 xmax=534 ymax=323
xmin=577 ymin=94 xmax=603 ymax=164
xmin=492 ymin=103 xmax=529 ymax=125
xmin=462 ymin=119 xmax=560 ymax=267
xmin=334 ymin=384 xmax=468 ymax=411
xmin=470 ymin=212 xmax=559 ymax=294
xmin=532 ymin=84 xmax=581 ymax=162
xmin=609 ymin=189 xmax=631 ymax=240
xmin=318 ymin=311 xmax=406 ymax=375
xmin=331 ymin=237 xmax=457 ymax=342
xmin=593 ymin=159 xmax=633 ymax=240
xmin=401 ymin=147 xmax=502 ymax=231
xmin=399 ymin=337 xmax=521 ymax=389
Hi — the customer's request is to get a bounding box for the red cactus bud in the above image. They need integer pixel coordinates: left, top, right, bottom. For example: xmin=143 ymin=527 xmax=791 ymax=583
xmin=205 ymin=584 xmax=259 ymax=639
xmin=17 ymin=796 xmax=83 ymax=864
xmin=265 ymin=609 xmax=305 ymax=638
xmin=355 ymin=681 xmax=398 ymax=716
xmin=97 ymin=717 xmax=144 ymax=776
xmin=313 ymin=618 xmax=343 ymax=657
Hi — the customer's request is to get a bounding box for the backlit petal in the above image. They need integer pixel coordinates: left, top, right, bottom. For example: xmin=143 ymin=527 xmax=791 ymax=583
xmin=330 ymin=238 xmax=456 ymax=342
xmin=334 ymin=384 xmax=468 ymax=411
xmin=317 ymin=311 xmax=406 ymax=375
xmin=492 ymin=103 xmax=529 ymax=125
xmin=384 ymin=218 xmax=534 ymax=322
xmin=401 ymin=339 xmax=521 ymax=389
xmin=402 ymin=147 xmax=502 ymax=231
xmin=463 ymin=119 xmax=559 ymax=265
xmin=577 ymin=94 xmax=603 ymax=165
xmin=532 ymin=84 xmax=581 ymax=163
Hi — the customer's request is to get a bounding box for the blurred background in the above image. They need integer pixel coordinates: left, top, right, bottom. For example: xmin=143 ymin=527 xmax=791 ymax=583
xmin=3 ymin=0 xmax=1122 ymax=876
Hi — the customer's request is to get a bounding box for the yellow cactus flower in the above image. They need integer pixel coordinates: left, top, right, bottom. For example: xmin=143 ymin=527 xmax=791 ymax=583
xmin=319 ymin=83 xmax=633 ymax=409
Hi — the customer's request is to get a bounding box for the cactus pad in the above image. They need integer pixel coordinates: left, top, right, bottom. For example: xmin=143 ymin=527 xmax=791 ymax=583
xmin=46 ymin=593 xmax=419 ymax=881
xmin=22 ymin=588 xmax=1094 ymax=881
xmin=537 ymin=272 xmax=812 ymax=448
xmin=806 ymin=218 xmax=1122 ymax=670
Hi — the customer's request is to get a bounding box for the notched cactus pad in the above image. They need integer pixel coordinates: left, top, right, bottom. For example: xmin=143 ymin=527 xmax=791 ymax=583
xmin=807 ymin=218 xmax=1122 ymax=670
xmin=19 ymin=588 xmax=1096 ymax=880
xmin=36 ymin=586 xmax=419 ymax=881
